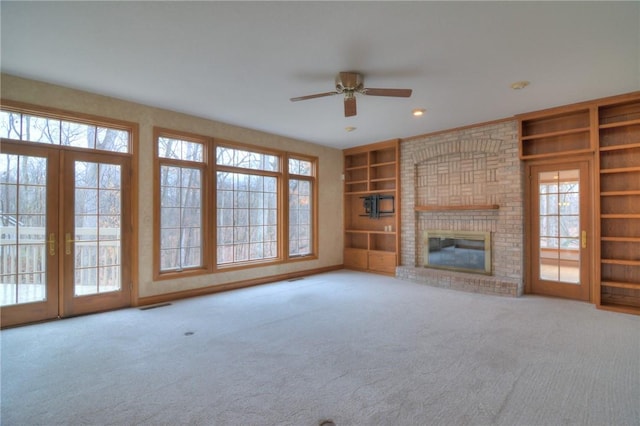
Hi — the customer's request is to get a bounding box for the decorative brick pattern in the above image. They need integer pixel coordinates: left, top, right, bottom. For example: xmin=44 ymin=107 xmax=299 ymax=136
xmin=397 ymin=121 xmax=524 ymax=296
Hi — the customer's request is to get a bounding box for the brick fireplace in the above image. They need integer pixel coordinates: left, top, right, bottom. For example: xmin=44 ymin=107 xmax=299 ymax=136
xmin=396 ymin=120 xmax=525 ymax=296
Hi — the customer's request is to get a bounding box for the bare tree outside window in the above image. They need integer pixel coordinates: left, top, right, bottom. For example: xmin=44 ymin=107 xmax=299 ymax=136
xmin=157 ymin=136 xmax=204 ymax=272
xmin=0 ymin=110 xmax=130 ymax=153
xmin=216 ymin=146 xmax=280 ymax=265
xmin=288 ymin=157 xmax=314 ymax=257
xmin=0 ymin=153 xmax=48 ymax=306
xmin=154 ymin=132 xmax=317 ymax=276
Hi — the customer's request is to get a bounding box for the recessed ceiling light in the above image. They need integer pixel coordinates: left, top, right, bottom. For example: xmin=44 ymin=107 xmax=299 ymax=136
xmin=412 ymin=108 xmax=426 ymax=117
xmin=345 ymin=126 xmax=357 ymax=132
xmin=510 ymin=81 xmax=530 ymax=90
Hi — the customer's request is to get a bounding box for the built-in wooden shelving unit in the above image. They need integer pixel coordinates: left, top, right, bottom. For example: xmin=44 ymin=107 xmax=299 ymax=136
xmin=519 ymin=108 xmax=595 ymax=160
xmin=344 ymin=139 xmax=399 ymax=275
xmin=519 ymin=92 xmax=640 ymax=315
xmin=597 ymin=96 xmax=640 ymax=314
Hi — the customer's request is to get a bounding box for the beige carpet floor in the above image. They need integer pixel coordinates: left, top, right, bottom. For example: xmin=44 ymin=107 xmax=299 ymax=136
xmin=1 ymin=270 xmax=639 ymax=425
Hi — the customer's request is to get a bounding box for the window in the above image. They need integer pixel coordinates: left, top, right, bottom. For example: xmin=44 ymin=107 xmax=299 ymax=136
xmin=154 ymin=130 xmax=318 ymax=278
xmin=288 ymin=157 xmax=315 ymax=257
xmin=0 ymin=110 xmax=130 ymax=153
xmin=216 ymin=145 xmax=280 ymax=266
xmin=156 ymin=133 xmax=206 ymax=274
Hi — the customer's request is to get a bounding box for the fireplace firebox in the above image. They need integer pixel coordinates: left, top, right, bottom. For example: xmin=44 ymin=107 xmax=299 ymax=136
xmin=424 ymin=230 xmax=491 ymax=275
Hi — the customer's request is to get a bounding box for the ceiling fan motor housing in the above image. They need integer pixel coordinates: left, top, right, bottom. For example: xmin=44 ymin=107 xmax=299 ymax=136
xmin=336 ymin=72 xmax=364 ymax=93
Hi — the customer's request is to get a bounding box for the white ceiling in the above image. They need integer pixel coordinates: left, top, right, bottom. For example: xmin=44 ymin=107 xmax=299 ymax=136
xmin=2 ymin=1 xmax=639 ymax=149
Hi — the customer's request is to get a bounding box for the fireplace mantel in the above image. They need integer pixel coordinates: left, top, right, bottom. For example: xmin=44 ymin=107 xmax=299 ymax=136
xmin=415 ymin=204 xmax=500 ymax=212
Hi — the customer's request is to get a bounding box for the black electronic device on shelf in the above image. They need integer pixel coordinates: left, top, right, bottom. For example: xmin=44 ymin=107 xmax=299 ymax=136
xmin=360 ymin=194 xmax=395 ymax=219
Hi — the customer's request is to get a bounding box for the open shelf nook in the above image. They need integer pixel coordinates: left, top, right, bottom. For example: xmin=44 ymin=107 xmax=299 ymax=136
xmin=343 ymin=140 xmax=400 ymax=275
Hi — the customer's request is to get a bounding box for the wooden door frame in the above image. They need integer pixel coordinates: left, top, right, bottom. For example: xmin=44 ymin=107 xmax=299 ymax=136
xmin=524 ymin=154 xmax=596 ymax=302
xmin=0 ymin=143 xmax=61 ymax=327
xmin=60 ymin=150 xmax=132 ymax=318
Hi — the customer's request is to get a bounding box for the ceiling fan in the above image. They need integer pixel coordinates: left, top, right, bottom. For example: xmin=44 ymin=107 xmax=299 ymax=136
xmin=290 ymin=71 xmax=412 ymax=117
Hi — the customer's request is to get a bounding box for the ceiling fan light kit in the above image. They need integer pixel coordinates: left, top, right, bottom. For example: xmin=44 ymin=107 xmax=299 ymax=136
xmin=510 ymin=80 xmax=530 ymax=90
xmin=291 ymin=71 xmax=412 ymax=117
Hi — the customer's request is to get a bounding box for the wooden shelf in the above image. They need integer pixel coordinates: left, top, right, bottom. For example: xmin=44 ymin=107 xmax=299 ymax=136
xmin=599 ymin=142 xmax=640 ymax=152
xmin=369 ymin=248 xmax=396 ymax=254
xmin=601 ymin=259 xmax=640 ymax=266
xmin=345 ymin=229 xmax=395 ymax=235
xmin=370 ymin=161 xmax=395 ymax=168
xmin=601 ymin=236 xmax=640 ymax=242
xmin=601 ymin=281 xmax=640 ymax=290
xmin=415 ymin=204 xmax=500 ymax=212
xmin=601 ymin=190 xmax=640 ymax=196
xmin=597 ymin=303 xmax=640 ymax=315
xmin=345 ymin=165 xmax=368 ymax=171
xmin=521 ymin=127 xmax=590 ymax=141
xmin=371 ymin=177 xmax=395 ymax=183
xmin=599 ymin=118 xmax=640 ymax=129
xmin=600 ymin=166 xmax=640 ymax=174
xmin=345 ymin=189 xmax=395 ymax=196
xmin=519 ymin=148 xmax=593 ymax=161
xmin=601 ymin=214 xmax=640 ymax=219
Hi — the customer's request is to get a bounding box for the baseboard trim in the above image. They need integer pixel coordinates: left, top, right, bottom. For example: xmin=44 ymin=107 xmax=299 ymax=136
xmin=136 ymin=264 xmax=344 ymax=306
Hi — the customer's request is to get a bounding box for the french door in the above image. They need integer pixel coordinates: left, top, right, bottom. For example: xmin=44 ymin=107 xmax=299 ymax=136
xmin=1 ymin=142 xmax=131 ymax=327
xmin=528 ymin=160 xmax=592 ymax=301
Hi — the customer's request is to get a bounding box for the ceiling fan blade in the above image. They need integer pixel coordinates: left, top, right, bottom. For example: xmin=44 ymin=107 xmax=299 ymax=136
xmin=290 ymin=91 xmax=338 ymax=102
xmin=363 ymin=88 xmax=412 ymax=98
xmin=344 ymin=97 xmax=357 ymax=117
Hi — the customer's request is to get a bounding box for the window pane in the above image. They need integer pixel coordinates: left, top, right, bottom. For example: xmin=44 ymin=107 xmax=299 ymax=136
xmin=289 ymin=158 xmax=313 ymax=176
xmin=216 ymin=146 xmax=234 ymax=166
xmin=216 ymin=146 xmax=279 ymax=172
xmin=22 ymin=115 xmax=60 ymax=144
xmin=289 ymin=178 xmax=312 ymax=257
xmin=217 ymin=172 xmax=233 ymax=190
xmin=1 ymin=109 xmax=130 ymax=153
xmin=158 ymin=137 xmax=181 ymax=159
xmin=182 ymin=141 xmax=203 ymax=162
xmin=216 ymin=171 xmax=279 ymax=265
xmin=96 ymin=128 xmax=129 ymax=153
xmin=62 ymin=121 xmax=96 ymax=149
xmin=0 ymin=111 xmax=22 ymax=139
xmin=159 ymin=165 xmax=202 ymax=271
xmin=158 ymin=137 xmax=203 ymax=162
xmin=161 ymin=249 xmax=180 ymax=271
xmin=0 ymin=153 xmax=48 ymax=307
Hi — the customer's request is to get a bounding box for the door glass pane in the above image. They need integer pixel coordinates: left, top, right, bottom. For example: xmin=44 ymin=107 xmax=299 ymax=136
xmin=74 ymin=161 xmax=121 ymax=296
xmin=538 ymin=169 xmax=580 ymax=284
xmin=0 ymin=153 xmax=48 ymax=306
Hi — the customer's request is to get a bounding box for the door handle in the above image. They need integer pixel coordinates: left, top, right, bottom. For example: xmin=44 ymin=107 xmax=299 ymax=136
xmin=582 ymin=231 xmax=587 ymax=249
xmin=65 ymin=232 xmax=75 ymax=255
xmin=48 ymin=233 xmax=56 ymax=256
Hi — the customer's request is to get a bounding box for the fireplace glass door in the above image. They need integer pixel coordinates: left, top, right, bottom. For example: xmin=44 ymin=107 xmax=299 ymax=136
xmin=529 ymin=162 xmax=591 ymax=301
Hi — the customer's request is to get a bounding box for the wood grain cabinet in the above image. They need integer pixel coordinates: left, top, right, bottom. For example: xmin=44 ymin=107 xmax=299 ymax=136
xmin=343 ymin=140 xmax=400 ymax=276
